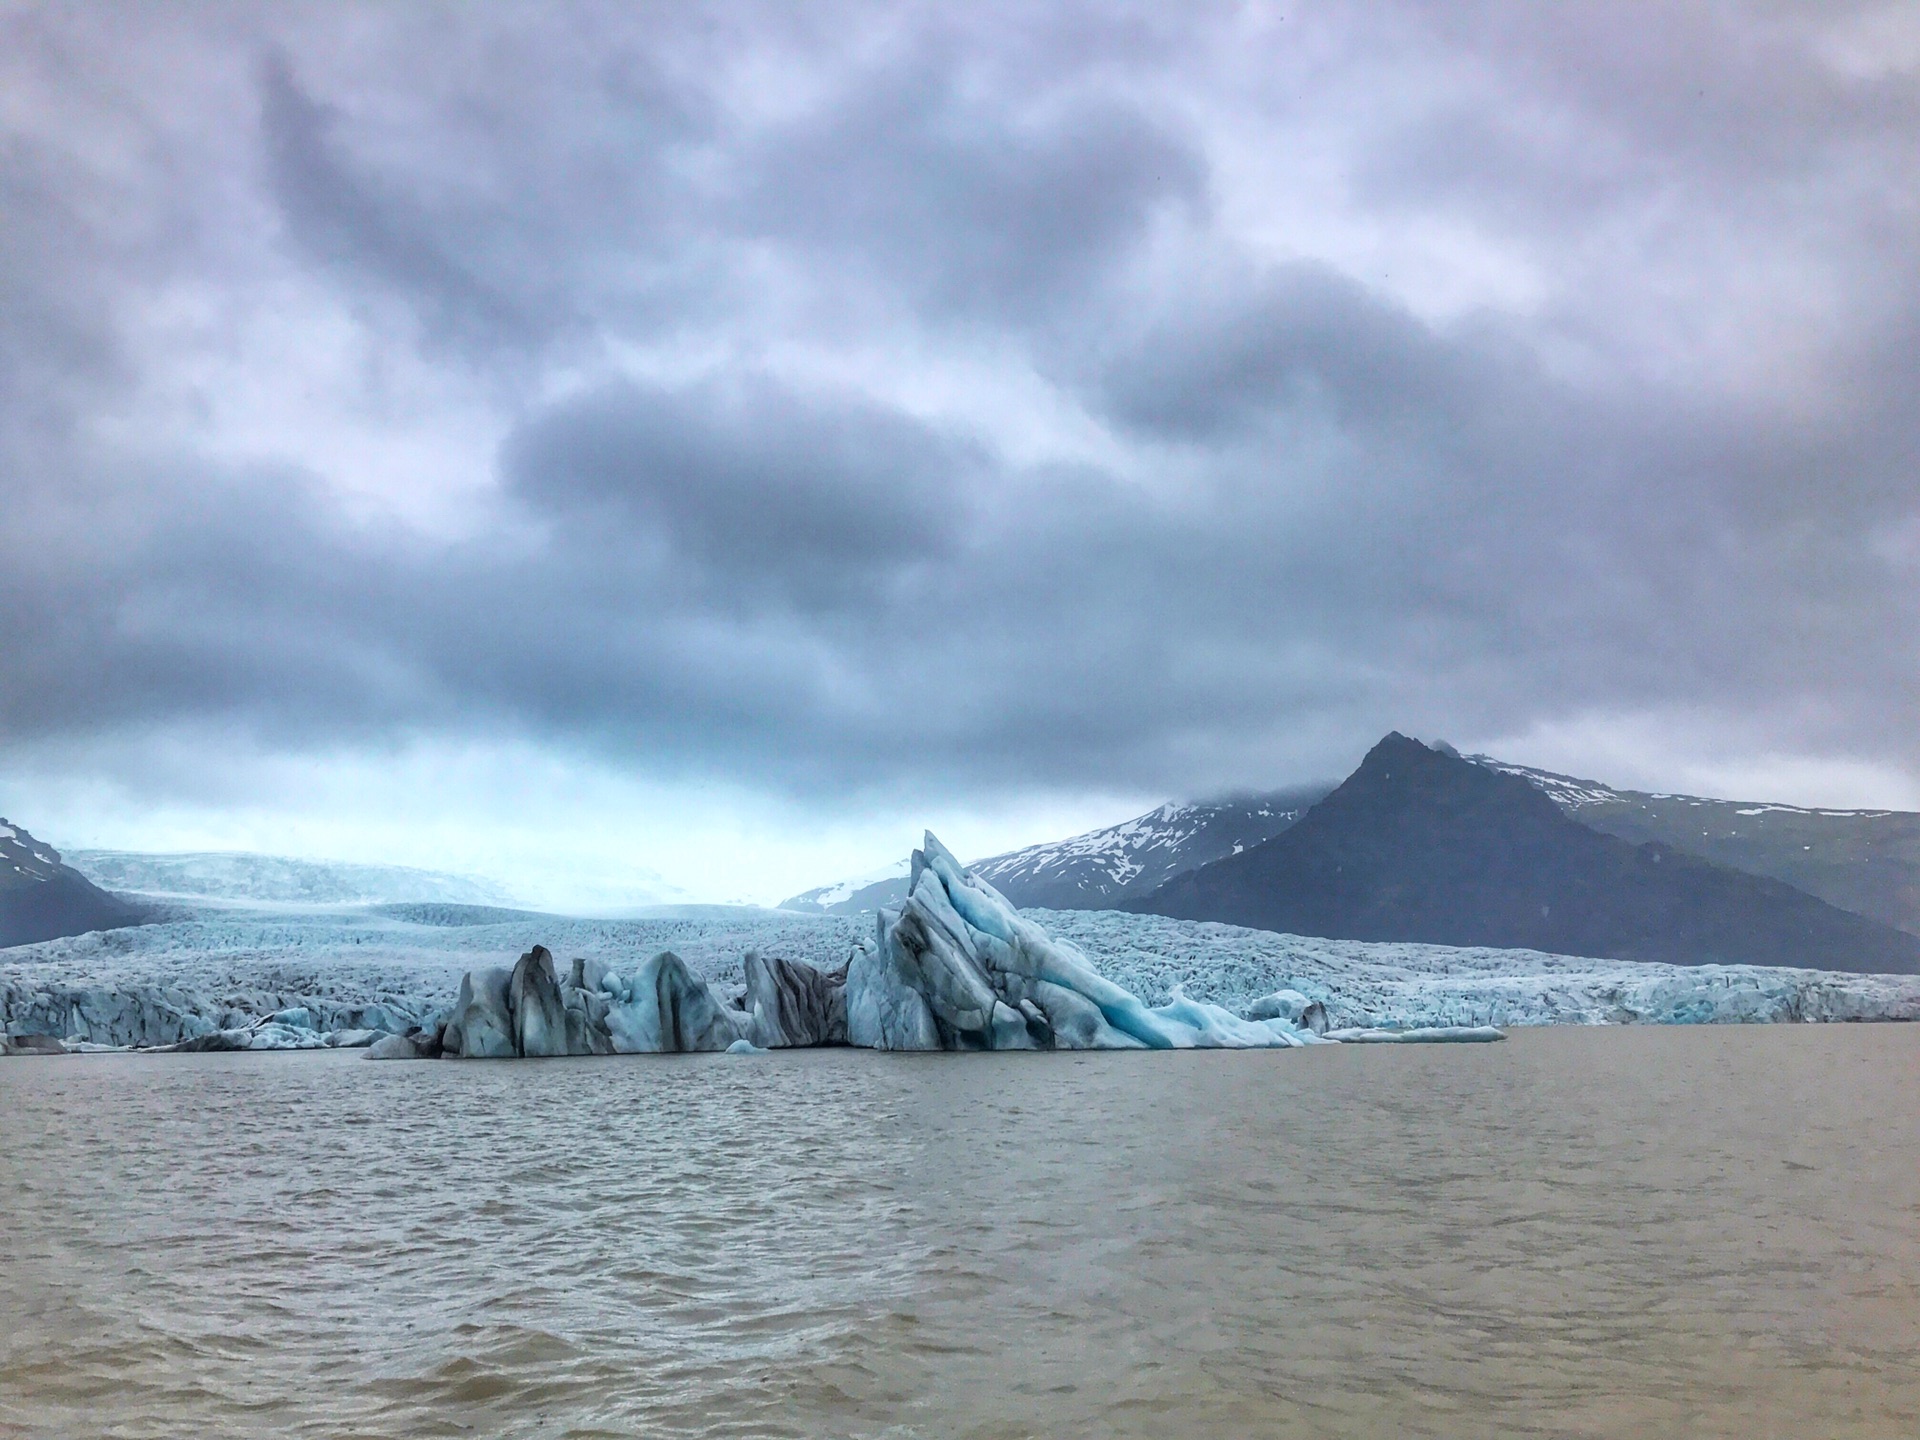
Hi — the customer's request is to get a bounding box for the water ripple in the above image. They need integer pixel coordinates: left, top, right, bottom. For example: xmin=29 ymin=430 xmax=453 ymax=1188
xmin=3 ymin=1029 xmax=1918 ymax=1436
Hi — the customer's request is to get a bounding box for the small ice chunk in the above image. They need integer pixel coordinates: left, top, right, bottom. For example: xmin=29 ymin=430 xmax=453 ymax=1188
xmin=1243 ymin=989 xmax=1314 ymax=1024
xmin=364 ymin=1032 xmax=430 ymax=1060
xmin=1325 ymin=1025 xmax=1507 ymax=1043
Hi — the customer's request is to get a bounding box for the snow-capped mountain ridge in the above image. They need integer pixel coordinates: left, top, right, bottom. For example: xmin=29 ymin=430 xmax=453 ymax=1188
xmin=976 ymin=799 xmax=1280 ymax=890
xmin=1469 ymin=757 xmax=1897 ymax=819
xmin=779 ymin=786 xmax=1332 ymax=915
xmin=1 ymin=820 xmax=65 ymax=885
xmin=1137 ymin=734 xmax=1920 ymax=973
xmin=790 ymin=858 xmax=911 ymax=911
xmin=1467 ymin=755 xmax=1920 ymax=937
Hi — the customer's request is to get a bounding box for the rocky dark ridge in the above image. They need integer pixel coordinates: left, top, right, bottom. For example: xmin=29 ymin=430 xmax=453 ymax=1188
xmin=1 ymin=818 xmax=149 ymax=950
xmin=1133 ymin=735 xmax=1920 ymax=975
xmin=1470 ymin=757 xmax=1920 ymax=938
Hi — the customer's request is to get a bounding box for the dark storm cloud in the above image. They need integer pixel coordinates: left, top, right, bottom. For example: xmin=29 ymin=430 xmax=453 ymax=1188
xmin=1093 ymin=262 xmax=1482 ymax=440
xmin=738 ymin=52 xmax=1208 ymax=322
xmin=2 ymin=1 xmax=1918 ymax=800
xmin=502 ymin=377 xmax=978 ymax=594
xmin=258 ymin=53 xmax=545 ymax=349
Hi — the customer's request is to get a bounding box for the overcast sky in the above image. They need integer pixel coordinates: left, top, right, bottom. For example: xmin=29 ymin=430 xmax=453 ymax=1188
xmin=3 ymin=1 xmax=1918 ymax=906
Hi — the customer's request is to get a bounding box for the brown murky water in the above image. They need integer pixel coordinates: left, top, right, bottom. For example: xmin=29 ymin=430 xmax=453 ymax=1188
xmin=2 ymin=1026 xmax=1917 ymax=1438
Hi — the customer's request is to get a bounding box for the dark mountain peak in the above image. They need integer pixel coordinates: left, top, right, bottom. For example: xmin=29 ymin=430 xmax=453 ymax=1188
xmin=1310 ymin=731 xmax=1578 ymax=840
xmin=1344 ymin=732 xmax=1522 ymax=800
xmin=1353 ymin=732 xmax=1530 ymax=794
xmin=1135 ymin=734 xmax=1920 ymax=975
xmin=2 ymin=816 xmax=148 ymax=949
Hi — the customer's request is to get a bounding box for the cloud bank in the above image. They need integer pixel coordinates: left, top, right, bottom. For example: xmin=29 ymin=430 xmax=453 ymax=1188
xmin=3 ymin=1 xmax=1919 ymax=893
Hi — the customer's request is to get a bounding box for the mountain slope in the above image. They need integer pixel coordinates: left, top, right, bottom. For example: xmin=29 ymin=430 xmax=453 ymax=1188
xmin=1471 ymin=757 xmax=1920 ymax=938
xmin=2 ymin=819 xmax=149 ymax=949
xmin=1134 ymin=735 xmax=1920 ymax=975
xmin=779 ymin=786 xmax=1332 ymax=915
xmin=971 ymin=787 xmax=1334 ymax=908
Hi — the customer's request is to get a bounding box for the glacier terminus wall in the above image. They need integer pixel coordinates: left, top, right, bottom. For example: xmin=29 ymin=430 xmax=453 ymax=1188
xmin=12 ymin=831 xmax=1920 ymax=1058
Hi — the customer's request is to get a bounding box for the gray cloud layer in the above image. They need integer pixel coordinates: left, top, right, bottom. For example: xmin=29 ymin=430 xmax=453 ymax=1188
xmin=3 ymin=1 xmax=1918 ymax=803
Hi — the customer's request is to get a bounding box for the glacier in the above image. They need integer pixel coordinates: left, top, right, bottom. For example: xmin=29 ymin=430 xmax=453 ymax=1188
xmin=6 ymin=830 xmax=1920 ymax=1056
xmin=63 ymin=849 xmax=516 ymax=906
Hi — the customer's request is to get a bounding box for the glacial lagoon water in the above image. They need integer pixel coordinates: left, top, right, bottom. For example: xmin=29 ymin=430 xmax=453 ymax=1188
xmin=3 ymin=1026 xmax=1918 ymax=1438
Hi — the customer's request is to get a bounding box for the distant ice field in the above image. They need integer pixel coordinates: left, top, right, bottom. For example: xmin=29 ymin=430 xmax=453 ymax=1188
xmin=2 ymin=903 xmax=867 ymax=1031
xmin=6 ymin=899 xmax=1919 ymax=1037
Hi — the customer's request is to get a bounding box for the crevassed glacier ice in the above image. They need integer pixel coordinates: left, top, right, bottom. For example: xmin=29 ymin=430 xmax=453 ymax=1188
xmin=9 ymin=829 xmax=1920 ymax=1054
xmin=1031 ymin=908 xmax=1920 ymax=1030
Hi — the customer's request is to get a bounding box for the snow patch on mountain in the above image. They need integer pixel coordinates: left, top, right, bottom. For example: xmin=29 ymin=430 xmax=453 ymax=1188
xmin=1469 ymin=757 xmax=1897 ymax=819
xmin=1 ymin=820 xmax=66 ymax=886
xmin=1465 ymin=758 xmax=1631 ymax=810
xmin=782 ymin=857 xmax=913 ymax=912
xmin=979 ymin=802 xmax=1218 ymax=888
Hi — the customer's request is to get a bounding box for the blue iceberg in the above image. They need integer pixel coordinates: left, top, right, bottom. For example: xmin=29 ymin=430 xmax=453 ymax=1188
xmin=845 ymin=834 xmax=1330 ymax=1050
xmin=423 ymin=834 xmax=1362 ymax=1057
